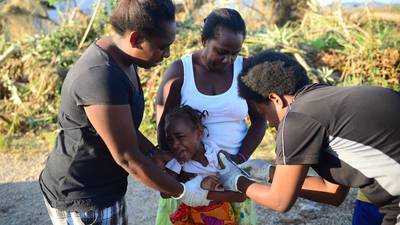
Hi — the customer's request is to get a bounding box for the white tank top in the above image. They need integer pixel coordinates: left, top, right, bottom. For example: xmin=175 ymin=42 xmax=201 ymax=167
xmin=180 ymin=54 xmax=248 ymax=155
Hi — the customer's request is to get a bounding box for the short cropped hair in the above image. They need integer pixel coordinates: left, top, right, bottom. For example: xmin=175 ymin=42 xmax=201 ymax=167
xmin=110 ymin=0 xmax=175 ymax=38
xmin=238 ymin=51 xmax=310 ymax=103
xmin=202 ymin=8 xmax=246 ymax=41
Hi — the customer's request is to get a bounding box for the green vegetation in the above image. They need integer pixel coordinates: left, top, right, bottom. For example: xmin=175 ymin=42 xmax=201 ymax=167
xmin=0 ymin=2 xmax=399 ymax=154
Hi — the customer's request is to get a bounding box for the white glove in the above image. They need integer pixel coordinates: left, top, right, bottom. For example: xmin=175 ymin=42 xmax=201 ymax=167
xmin=175 ymin=175 xmax=210 ymax=207
xmin=217 ymin=153 xmax=245 ymax=192
xmin=238 ymin=159 xmax=271 ymax=183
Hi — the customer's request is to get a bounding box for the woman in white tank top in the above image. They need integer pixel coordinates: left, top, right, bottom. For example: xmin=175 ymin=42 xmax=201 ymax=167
xmin=179 ymin=53 xmax=248 ymax=155
xmin=155 ymin=8 xmax=266 ymax=225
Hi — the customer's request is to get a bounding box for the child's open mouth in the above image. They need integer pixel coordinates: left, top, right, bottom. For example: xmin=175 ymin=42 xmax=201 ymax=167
xmin=176 ymin=150 xmax=189 ymax=163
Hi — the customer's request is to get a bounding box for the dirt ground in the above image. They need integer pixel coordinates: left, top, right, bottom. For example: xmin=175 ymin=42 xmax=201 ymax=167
xmin=0 ymin=149 xmax=356 ymax=225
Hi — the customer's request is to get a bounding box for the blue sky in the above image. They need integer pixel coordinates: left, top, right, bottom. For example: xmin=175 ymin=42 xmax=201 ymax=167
xmin=317 ymin=0 xmax=400 ymax=6
xmin=49 ymin=0 xmax=400 ymax=21
xmin=57 ymin=0 xmax=400 ymax=11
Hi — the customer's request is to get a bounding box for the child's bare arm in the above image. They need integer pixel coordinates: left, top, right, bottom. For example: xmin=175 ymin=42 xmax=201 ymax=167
xmin=201 ymin=175 xmax=247 ymax=203
xmin=207 ymin=191 xmax=247 ymax=203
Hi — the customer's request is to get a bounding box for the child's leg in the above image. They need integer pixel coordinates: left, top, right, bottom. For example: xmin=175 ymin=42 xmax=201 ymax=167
xmin=232 ymin=199 xmax=257 ymax=225
xmin=155 ymin=198 xmax=179 ymax=225
xmin=44 ymin=196 xmax=127 ymax=225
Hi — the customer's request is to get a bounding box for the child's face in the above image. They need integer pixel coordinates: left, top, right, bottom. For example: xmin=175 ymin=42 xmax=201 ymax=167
xmin=165 ymin=118 xmax=203 ymax=163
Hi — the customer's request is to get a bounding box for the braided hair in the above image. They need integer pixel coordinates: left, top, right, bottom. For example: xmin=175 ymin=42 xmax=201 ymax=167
xmin=165 ymin=105 xmax=208 ymax=135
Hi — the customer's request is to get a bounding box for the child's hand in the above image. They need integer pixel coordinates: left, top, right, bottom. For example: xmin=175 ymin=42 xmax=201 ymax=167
xmin=201 ymin=175 xmax=223 ymax=191
xmin=152 ymin=149 xmax=173 ymax=169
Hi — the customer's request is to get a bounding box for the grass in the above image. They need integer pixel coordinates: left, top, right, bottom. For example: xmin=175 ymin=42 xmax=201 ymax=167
xmin=252 ymin=128 xmax=277 ymax=161
xmin=1 ymin=3 xmax=399 ymax=153
xmin=0 ymin=130 xmax=57 ymax=153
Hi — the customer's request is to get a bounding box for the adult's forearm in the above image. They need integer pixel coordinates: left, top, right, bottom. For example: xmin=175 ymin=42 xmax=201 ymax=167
xmin=116 ymin=151 xmax=183 ymax=196
xmin=237 ymin=165 xmax=308 ymax=212
xmin=83 ymin=105 xmax=183 ymax=196
xmin=239 ymin=119 xmax=266 ymax=157
xmin=238 ymin=177 xmax=289 ymax=212
xmin=299 ymin=176 xmax=349 ymax=206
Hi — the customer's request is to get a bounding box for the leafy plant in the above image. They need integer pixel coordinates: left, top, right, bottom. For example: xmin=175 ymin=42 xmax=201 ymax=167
xmin=1 ymin=1 xmax=399 ymax=152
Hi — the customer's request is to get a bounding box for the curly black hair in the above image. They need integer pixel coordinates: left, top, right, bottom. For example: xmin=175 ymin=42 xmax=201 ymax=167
xmin=165 ymin=105 xmax=208 ymax=133
xmin=238 ymin=51 xmax=310 ymax=103
xmin=110 ymin=0 xmax=175 ymax=39
xmin=202 ymin=8 xmax=246 ymax=41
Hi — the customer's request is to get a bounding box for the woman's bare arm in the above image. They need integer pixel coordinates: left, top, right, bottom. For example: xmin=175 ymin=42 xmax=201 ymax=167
xmin=237 ymin=100 xmax=267 ymax=160
xmin=155 ymin=60 xmax=184 ymax=124
xmin=160 ymin=169 xmax=179 ymax=198
xmin=84 ymin=104 xmax=183 ymax=196
xmin=155 ymin=60 xmax=184 ymax=150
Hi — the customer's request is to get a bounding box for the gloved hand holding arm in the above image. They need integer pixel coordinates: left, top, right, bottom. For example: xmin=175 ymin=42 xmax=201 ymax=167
xmin=217 ymin=153 xmax=246 ymax=192
xmin=173 ymin=175 xmax=211 ymax=207
xmin=238 ymin=159 xmax=273 ymax=183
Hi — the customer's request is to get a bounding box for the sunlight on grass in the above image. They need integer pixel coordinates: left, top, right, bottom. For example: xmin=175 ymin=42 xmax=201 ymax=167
xmin=0 ymin=130 xmax=57 ymax=153
xmin=252 ymin=128 xmax=276 ymax=161
xmin=1 ymin=2 xmax=399 ymax=152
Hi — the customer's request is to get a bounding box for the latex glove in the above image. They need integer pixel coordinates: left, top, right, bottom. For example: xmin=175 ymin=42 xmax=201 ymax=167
xmin=217 ymin=153 xmax=245 ymax=192
xmin=177 ymin=175 xmax=210 ymax=207
xmin=238 ymin=159 xmax=271 ymax=183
